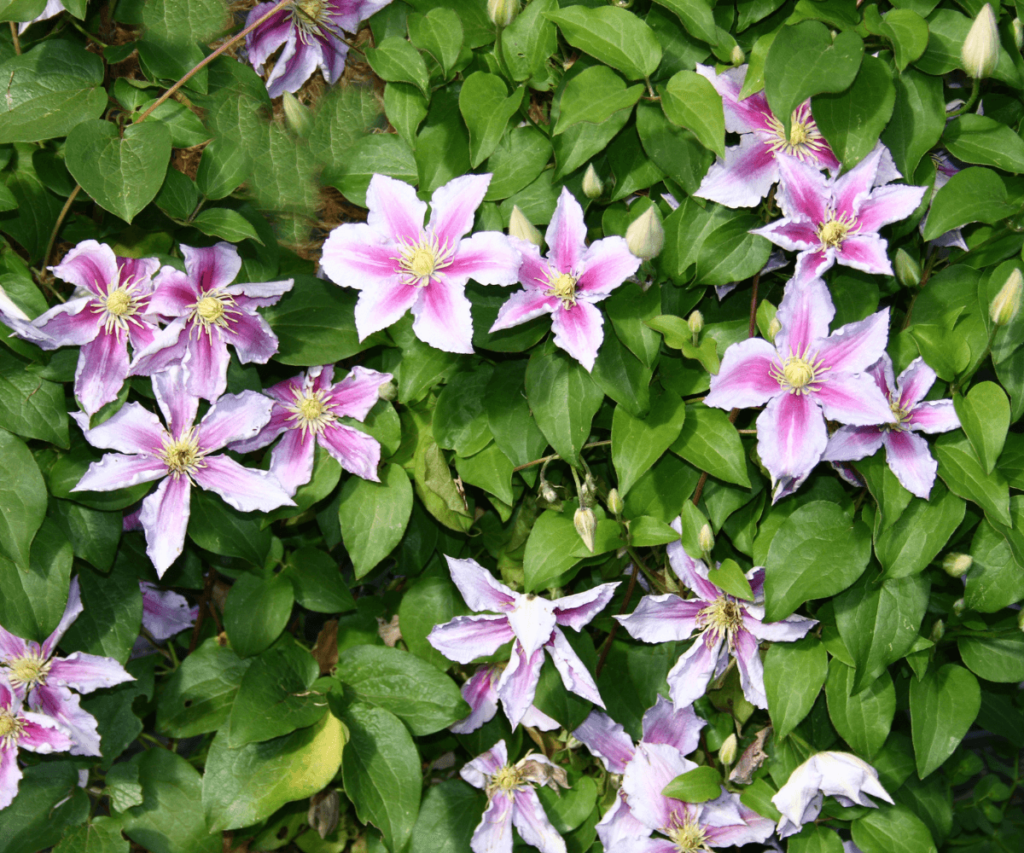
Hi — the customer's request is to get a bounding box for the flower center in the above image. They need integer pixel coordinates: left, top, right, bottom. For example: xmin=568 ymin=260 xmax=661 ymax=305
xmin=105 ymin=289 xmax=131 ymax=316
xmin=885 ymin=395 xmax=911 ymax=432
xmin=770 ymin=347 xmax=829 ymax=396
xmin=188 ymin=290 xmax=238 ymax=338
xmin=817 ymin=211 xmax=858 ymax=250
xmin=667 ymin=817 xmax=710 ymax=853
xmin=197 ymin=296 xmax=224 ymax=322
xmin=546 ymin=272 xmax=578 ymax=309
xmin=397 ymin=236 xmax=452 ymax=287
xmin=291 ymin=0 xmax=330 ymax=36
xmin=287 ymin=387 xmax=336 ymax=437
xmin=0 ymin=711 xmax=23 ymax=747
xmin=697 ymin=596 xmax=745 ymax=646
xmin=6 ymin=652 xmax=51 ymax=690
xmin=160 ymin=429 xmax=203 ymax=478
xmin=487 ymin=765 xmax=523 ymax=798
xmin=766 ymin=106 xmax=828 ymax=161
xmin=98 ymin=279 xmax=144 ymax=334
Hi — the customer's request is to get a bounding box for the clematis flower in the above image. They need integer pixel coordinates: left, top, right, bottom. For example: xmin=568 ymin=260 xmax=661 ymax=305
xmin=823 ymin=354 xmax=960 ymax=499
xmin=229 ymin=364 xmax=390 ymax=495
xmin=772 ymin=751 xmax=893 ymax=839
xmin=461 ymin=740 xmax=568 ymax=853
xmin=73 ymin=365 xmax=295 ymax=575
xmin=130 ymin=243 xmax=292 ymax=401
xmin=0 ymin=578 xmax=133 ymax=757
xmin=140 ymin=582 xmax=198 ymax=642
xmin=693 ymin=63 xmax=840 ymax=209
xmin=320 ymin=173 xmax=521 ymax=354
xmin=0 ymin=674 xmax=73 ymax=809
xmin=246 ymin=0 xmax=393 ymax=98
xmin=16 ymin=0 xmax=65 ymax=33
xmin=18 ymin=241 xmax=162 ymax=415
xmin=704 ymin=275 xmax=896 ymax=500
xmin=451 ymin=664 xmax=559 ymax=734
xmin=616 ymin=520 xmax=816 ymax=709
xmin=489 ymin=187 xmax=641 ymax=371
xmin=427 ymin=556 xmax=618 ymax=728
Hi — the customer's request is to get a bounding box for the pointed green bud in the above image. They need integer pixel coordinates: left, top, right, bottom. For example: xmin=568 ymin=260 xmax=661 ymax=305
xmin=582 ymin=164 xmax=604 ymax=199
xmin=1014 ymin=17 xmax=1023 ymax=50
xmin=626 ymin=207 xmax=665 ymax=260
xmin=281 ymin=92 xmax=314 ymax=138
xmin=377 ymin=380 xmax=398 ymax=402
xmin=488 ymin=0 xmax=520 ymax=26
xmin=719 ymin=733 xmax=738 ymax=766
xmin=698 ymin=523 xmax=715 ymax=554
xmin=991 ymin=268 xmax=1022 ymax=326
xmin=962 ymin=3 xmax=1000 ymax=78
xmin=509 ymin=205 xmax=542 ymax=246
xmin=688 ymin=310 xmax=704 ymax=346
xmin=574 ymin=507 xmax=597 ymax=553
xmin=767 ymin=316 xmax=782 ymax=343
xmin=942 ymin=553 xmax=972 ymax=578
xmin=953 ymin=597 xmax=967 ymax=616
xmin=894 ymin=249 xmax=922 ymax=289
xmin=607 ymin=487 xmax=623 ymax=516
xmin=1019 ymin=609 xmax=1024 ymax=632
xmin=731 ymin=45 xmax=745 ymax=65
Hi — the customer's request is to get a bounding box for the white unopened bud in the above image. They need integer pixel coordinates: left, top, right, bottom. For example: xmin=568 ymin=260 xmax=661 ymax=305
xmin=698 ymin=523 xmax=715 ymax=554
xmin=582 ymin=164 xmax=604 ymax=199
xmin=488 ymin=0 xmax=520 ymax=27
xmin=953 ymin=597 xmax=967 ymax=616
xmin=509 ymin=205 xmax=542 ymax=246
xmin=730 ymin=45 xmax=744 ymax=65
xmin=688 ymin=310 xmax=703 ymax=346
xmin=767 ymin=316 xmax=782 ymax=343
xmin=574 ymin=507 xmax=597 ymax=553
xmin=962 ymin=3 xmax=1000 ymax=79
xmin=539 ymin=481 xmax=558 ymax=503
xmin=942 ymin=553 xmax=972 ymax=578
xmin=625 ymin=207 xmax=664 ymax=260
xmin=719 ymin=733 xmax=737 ymax=766
xmin=377 ymin=380 xmax=397 ymax=401
xmin=1014 ymin=17 xmax=1023 ymax=50
xmin=991 ymin=268 xmax=1022 ymax=326
xmin=607 ymin=487 xmax=623 ymax=516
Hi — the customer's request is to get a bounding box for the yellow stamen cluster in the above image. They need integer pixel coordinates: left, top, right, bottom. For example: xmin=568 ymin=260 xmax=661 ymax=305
xmin=546 ymin=271 xmax=578 ymax=309
xmin=766 ymin=108 xmax=829 ymax=161
xmin=769 ymin=347 xmax=830 ymax=395
xmin=188 ymin=289 xmax=239 ymax=339
xmin=0 ymin=711 xmax=23 ymax=748
xmin=885 ymin=396 xmax=911 ymax=433
xmin=98 ymin=275 xmax=144 ymax=334
xmin=160 ymin=428 xmax=204 ymax=479
xmin=292 ymin=0 xmax=332 ymax=41
xmin=697 ymin=596 xmax=745 ymax=648
xmin=6 ymin=652 xmax=51 ymax=691
xmin=817 ymin=211 xmax=858 ymax=250
xmin=487 ymin=765 xmax=524 ymax=798
xmin=287 ymin=386 xmax=337 ymax=438
xmin=666 ymin=817 xmax=712 ymax=853
xmin=396 ymin=235 xmax=453 ymax=287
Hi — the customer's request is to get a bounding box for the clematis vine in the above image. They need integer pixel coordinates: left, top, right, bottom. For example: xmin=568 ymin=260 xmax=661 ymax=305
xmin=140 ymin=582 xmax=199 ymax=642
xmin=0 ymin=578 xmax=133 ymax=757
xmin=73 ymin=366 xmax=295 ymax=575
xmin=461 ymin=739 xmax=568 ymax=853
xmin=616 ymin=521 xmax=816 ymax=708
xmin=705 ymin=275 xmax=896 ymax=500
xmin=751 ymin=144 xmax=927 ymax=283
xmin=772 ymin=751 xmax=893 ymax=839
xmin=245 ymin=0 xmax=393 ymax=98
xmin=489 ymin=187 xmax=641 ymax=371
xmin=427 ymin=556 xmax=618 ymax=727
xmin=229 ymin=364 xmax=391 ymax=495
xmin=22 ymin=241 xmax=162 ymax=415
xmin=130 ymin=243 xmax=293 ymax=401
xmin=451 ymin=664 xmax=559 ymax=734
xmin=320 ymin=173 xmax=521 ymax=354
xmin=693 ymin=63 xmax=840 ymax=209
xmin=823 ymin=354 xmax=960 ymax=499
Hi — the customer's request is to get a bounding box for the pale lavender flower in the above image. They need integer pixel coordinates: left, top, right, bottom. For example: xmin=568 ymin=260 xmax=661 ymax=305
xmin=140 ymin=582 xmax=198 ymax=641
xmin=693 ymin=63 xmax=840 ymax=209
xmin=772 ymin=751 xmax=893 ymax=839
xmin=823 ymin=354 xmax=960 ymax=499
xmin=461 ymin=740 xmax=568 ymax=853
xmin=752 ymin=144 xmax=926 ymax=283
xmin=130 ymin=243 xmax=292 ymax=401
xmin=73 ymin=365 xmax=294 ymax=576
xmin=0 ymin=578 xmax=133 ymax=758
xmin=451 ymin=664 xmax=559 ymax=735
xmin=489 ymin=187 xmax=641 ymax=371
xmin=427 ymin=556 xmax=618 ymax=728
xmin=320 ymin=174 xmax=521 ymax=354
xmin=616 ymin=520 xmax=816 ymax=709
xmin=229 ymin=364 xmax=390 ymax=496
xmin=17 ymin=0 xmax=65 ymax=33
xmin=704 ymin=275 xmax=895 ymax=500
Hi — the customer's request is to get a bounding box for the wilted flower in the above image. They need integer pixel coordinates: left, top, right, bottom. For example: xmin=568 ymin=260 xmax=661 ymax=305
xmin=962 ymin=3 xmax=1000 ymax=78
xmin=625 ymin=206 xmax=665 ymax=260
xmin=140 ymin=582 xmax=198 ymax=641
xmin=990 ymin=268 xmax=1022 ymax=326
xmin=451 ymin=664 xmax=559 ymax=734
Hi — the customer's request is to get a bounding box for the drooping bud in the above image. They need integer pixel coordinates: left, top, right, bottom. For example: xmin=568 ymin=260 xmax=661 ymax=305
xmin=281 ymin=92 xmax=314 ymax=138
xmin=767 ymin=316 xmax=782 ymax=343
xmin=509 ymin=205 xmax=542 ymax=246
xmin=377 ymin=380 xmax=397 ymax=402
xmin=929 ymin=619 xmax=945 ymax=643
xmin=625 ymin=207 xmax=665 ymax=260
xmin=698 ymin=523 xmax=715 ymax=555
xmin=1014 ymin=17 xmax=1023 ymax=50
xmin=952 ymin=597 xmax=966 ymax=617
xmin=719 ymin=733 xmax=738 ymax=766
xmin=488 ymin=0 xmax=520 ymax=27
xmin=607 ymin=487 xmax=623 ymax=516
xmin=962 ymin=3 xmax=1000 ymax=79
xmin=574 ymin=507 xmax=597 ymax=553
xmin=582 ymin=164 xmax=604 ymax=199
xmin=539 ymin=480 xmax=558 ymax=504
xmin=730 ymin=45 xmax=744 ymax=65
xmin=894 ymin=249 xmax=922 ymax=289
xmin=942 ymin=552 xmax=972 ymax=578
xmin=990 ymin=268 xmax=1022 ymax=326
xmin=581 ymin=472 xmax=598 ymax=507
xmin=688 ymin=310 xmax=704 ymax=347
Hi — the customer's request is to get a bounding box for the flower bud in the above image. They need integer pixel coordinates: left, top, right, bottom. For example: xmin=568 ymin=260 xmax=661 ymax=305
xmin=539 ymin=481 xmax=558 ymax=503
xmin=377 ymin=380 xmax=397 ymax=402
xmin=688 ymin=310 xmax=703 ymax=346
xmin=929 ymin=619 xmax=945 ymax=643
xmin=698 ymin=523 xmax=715 ymax=554
xmin=509 ymin=205 xmax=542 ymax=246
xmin=488 ymin=0 xmax=520 ymax=27
xmin=582 ymin=473 xmax=598 ymax=506
xmin=626 ymin=206 xmax=664 ymax=261
xmin=953 ymin=597 xmax=966 ymax=617
xmin=730 ymin=45 xmax=744 ymax=65
xmin=991 ymin=268 xmax=1022 ymax=326
xmin=767 ymin=316 xmax=782 ymax=343
xmin=574 ymin=507 xmax=597 ymax=553
xmin=962 ymin=3 xmax=1000 ymax=79
xmin=942 ymin=552 xmax=972 ymax=578
xmin=1018 ymin=609 xmax=1024 ymax=632
xmin=894 ymin=248 xmax=922 ymax=289
xmin=719 ymin=733 xmax=738 ymax=766
xmin=607 ymin=487 xmax=623 ymax=516
xmin=582 ymin=164 xmax=604 ymax=199
xmin=1014 ymin=17 xmax=1023 ymax=50
xmin=281 ymin=92 xmax=314 ymax=138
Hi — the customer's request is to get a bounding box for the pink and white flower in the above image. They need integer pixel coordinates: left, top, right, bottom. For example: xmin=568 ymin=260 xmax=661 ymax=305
xmin=489 ymin=187 xmax=641 ymax=371
xmin=705 ymin=276 xmax=896 ymax=500
xmin=229 ymin=364 xmax=390 ymax=496
xmin=427 ymin=556 xmax=618 ymax=728
xmin=73 ymin=366 xmax=295 ymax=575
xmin=140 ymin=582 xmax=198 ymax=641
xmin=823 ymin=354 xmax=960 ymax=499
xmin=320 ymin=174 xmax=521 ymax=354
xmin=693 ymin=63 xmax=840 ymax=209
xmin=752 ymin=145 xmax=926 ymax=283
xmin=130 ymin=243 xmax=292 ymax=401
xmin=451 ymin=664 xmax=559 ymax=734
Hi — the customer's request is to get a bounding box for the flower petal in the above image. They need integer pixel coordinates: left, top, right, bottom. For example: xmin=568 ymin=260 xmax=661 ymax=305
xmin=427 ymin=614 xmax=515 ymax=664
xmin=641 ymin=694 xmax=706 ymax=757
xmin=895 ymin=357 xmax=935 ymax=409
xmin=445 ymin=556 xmax=518 ymax=612
xmin=182 ymin=243 xmax=241 ymax=294
xmin=315 ymin=32 xmax=349 ymax=86
xmin=128 ymin=317 xmax=190 ymax=379
xmin=816 ymin=308 xmax=891 ymax=374
xmin=597 ymin=791 xmax=662 ymax=853
xmin=446 ymin=231 xmax=522 ymax=286
xmin=50 ymin=240 xmax=118 ymax=297
xmin=732 ymin=628 xmax=768 ymax=708
xmin=743 ymin=611 xmax=817 ymax=643
xmin=573 ymin=711 xmax=635 ymax=773
xmin=667 ymin=635 xmax=728 ymax=708
xmin=547 ymin=628 xmax=603 ymax=706
xmin=41 ymin=576 xmax=82 ymax=658
xmin=75 ymin=329 xmax=129 ymax=415
xmin=140 ymin=475 xmax=191 ymax=576
xmin=450 ymin=666 xmax=500 ymax=734
xmin=19 ymin=713 xmax=73 ymax=754
xmin=73 ymin=454 xmax=167 ymax=493
xmin=74 ymin=400 xmax=165 ymax=455
xmin=489 ymin=289 xmax=557 ymax=332
xmin=192 ymin=455 xmax=295 ymax=513
xmin=182 ymin=328 xmax=231 ymax=401
xmin=31 ymin=297 xmax=100 ymax=348
xmin=907 ymin=399 xmax=960 ymax=434
xmin=775 ymin=155 xmax=831 ymax=224
xmin=816 ymin=371 xmax=896 ymax=426
xmin=266 ymin=35 xmax=320 ymax=98
xmin=31 ymin=684 xmax=100 ymax=756
xmin=197 ymin=390 xmax=274 ymax=452
xmin=328 ymin=365 xmax=390 ymax=420
xmin=551 ymin=300 xmax=604 ymax=372
xmin=0 ymin=628 xmax=27 ymax=662
xmin=319 ymin=423 xmax=382 ymax=481
xmin=615 ymin=594 xmax=704 ymax=643
xmin=245 ymin=3 xmax=292 ymax=72
xmin=832 ymin=146 xmax=883 ymax=220
xmin=512 ymin=788 xmax=567 ymax=853
xmin=667 ymin=533 xmax=723 ymax=602
xmin=884 ymin=429 xmax=938 ymax=499
xmin=704 ymin=337 xmax=781 ymax=410
xmin=822 ymin=425 xmax=886 ymax=463
xmin=751 ymin=219 xmax=820 ymax=254
xmin=412 ymin=276 xmax=475 ymax=354
xmin=695 ymin=133 xmax=780 ymax=208
xmin=836 ymin=234 xmax=893 ymax=276
xmin=622 ymin=741 xmax=695 ymax=832
xmin=775 ymin=276 xmax=835 ymax=358
xmin=461 ymin=739 xmax=508 ymax=787
xmin=428 ymin=173 xmax=492 ymax=248
xmin=756 ymin=392 xmax=827 ymax=489
xmin=469 ymin=790 xmax=513 ymax=853
xmin=48 ymin=653 xmax=133 ymax=694
xmin=151 ymin=364 xmax=199 ymax=439
xmin=268 ymin=427 xmax=316 ymax=496
xmin=321 ymin=222 xmax=402 ymax=288
xmin=222 ymin=310 xmax=280 ymax=365
xmin=148 ymin=267 xmax=197 ymax=318
xmin=0 ymin=743 xmax=19 ymax=810
xmin=553 ymin=582 xmax=618 ymax=630
xmin=507 ymin=596 xmax=558 ymax=658
xmin=226 ymin=278 xmax=293 ymax=308
xmin=496 ymin=642 xmax=545 ymax=728
xmin=545 ymin=186 xmax=588 ymax=273
xmin=367 ymin=175 xmax=428 ymax=245
xmin=695 ymin=64 xmax=775 ymax=134
xmin=576 ymin=236 xmax=641 ymax=297
xmin=353 ymin=277 xmax=420 ymax=340
xmin=856 ymin=183 xmax=927 ymax=233
xmin=140 ymin=582 xmax=197 ymax=641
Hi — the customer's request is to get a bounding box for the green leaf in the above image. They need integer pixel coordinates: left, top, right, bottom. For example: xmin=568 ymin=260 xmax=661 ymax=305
xmin=966 ymin=519 xmax=1024 ymax=612
xmin=605 ymin=281 xmax=663 ymax=368
xmin=104 ymin=762 xmax=143 ymax=813
xmin=909 ymin=663 xmax=980 ymax=779
xmin=670 ymin=405 xmax=750 ymax=488
xmin=592 ymin=328 xmax=651 ymax=417
xmin=501 ymin=0 xmax=558 ymax=82
xmin=763 ymin=501 xmax=872 ymax=621
xmin=324 ymin=132 xmax=418 ymax=208
xmin=458 ymin=73 xmax=524 ymax=168
xmin=954 ymin=381 xmax=1009 ymax=474
xmin=409 ymin=781 xmax=484 ymax=853
xmin=922 ymin=166 xmax=1016 ymax=242
xmin=416 ymin=89 xmax=471 ymax=193
xmin=934 ymin=432 xmax=1011 ymax=526
xmin=874 ymin=485 xmax=965 ymax=579
xmin=0 ymin=349 xmax=68 ymax=446
xmin=408 ymin=7 xmax=463 ymax=78
xmin=203 ymin=711 xmax=347 ymax=831
xmin=398 ymin=570 xmax=471 ymax=670
xmin=765 ymin=22 xmax=864 ymax=137
xmin=612 ymin=389 xmax=686 ymax=494
xmin=851 ymin=805 xmax=937 ymax=853
xmin=554 ymin=66 xmax=644 ymax=136
xmin=764 ymin=636 xmax=827 ymax=740
xmin=552 ymin=104 xmax=632 ymax=180
xmin=188 ymin=489 xmax=272 ymax=566
xmin=141 ymin=99 xmax=209 ymax=148
xmin=49 ymin=499 xmax=122 ymax=572
xmin=0 ymin=762 xmax=88 ymax=853
xmin=61 ymin=558 xmax=142 ymax=664
xmin=944 ymin=114 xmax=1024 ymax=174
xmin=659 ymin=70 xmax=725 ymax=158
xmin=485 ymin=360 xmax=548 ymax=470
xmin=651 ymin=0 xmax=718 ymax=44
xmin=524 ymin=512 xmax=586 ymax=592
xmin=365 ymin=37 xmax=430 ymax=96
xmin=525 ymin=350 xmax=605 ymax=467
xmin=662 ymin=766 xmax=722 ymax=803
xmin=189 ymin=208 xmax=263 ymax=244
xmin=484 ymin=126 xmax=553 ymax=201
xmin=284 ymin=546 xmax=356 ymax=614
xmin=813 ymin=55 xmax=895 ymax=169
xmin=695 ymin=213 xmax=772 ymax=287
xmin=0 ymin=428 xmax=45 ymax=570
xmin=64 ymin=120 xmax=171 ymax=224
xmin=545 ymin=6 xmax=662 ymax=80
xmin=706 ymin=559 xmax=755 ymax=601
xmin=0 ymin=519 xmax=71 ymax=641
xmin=958 ymin=633 xmax=1024 ymax=683
xmin=338 ymin=462 xmax=414 ymax=579
xmin=629 ymin=515 xmax=681 ymax=547
xmin=384 ymin=82 xmax=428 ymax=149
xmin=53 ymin=818 xmax=129 ymax=853
xmin=195 ymin=137 xmax=250 ymax=201
xmin=454 ymin=442 xmax=515 ymax=505
xmin=880 ymin=69 xmax=944 ymax=180
xmin=825 ymin=661 xmax=896 ymax=759
xmin=223 ymin=572 xmax=295 ymax=658
xmin=433 ymin=367 xmax=493 ymax=457
xmin=881 ymin=9 xmax=929 ymax=70
xmin=788 ymin=826 xmax=845 ymax=853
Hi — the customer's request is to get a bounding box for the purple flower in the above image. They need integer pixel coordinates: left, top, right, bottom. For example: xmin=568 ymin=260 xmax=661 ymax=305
xmin=752 ymin=144 xmax=926 ymax=283
xmin=140 ymin=582 xmax=198 ymax=641
xmin=705 ymin=276 xmax=896 ymax=500
xmin=246 ymin=0 xmax=392 ymax=98
xmin=72 ymin=365 xmax=295 ymax=575
xmin=616 ymin=521 xmax=816 ymax=709
xmin=451 ymin=664 xmax=559 ymax=734
xmin=229 ymin=364 xmax=390 ymax=496
xmin=461 ymin=740 xmax=568 ymax=853
xmin=129 ymin=243 xmax=292 ymax=401
xmin=693 ymin=63 xmax=840 ymax=209
xmin=0 ymin=578 xmax=133 ymax=758
xmin=19 ymin=241 xmax=163 ymax=415
xmin=427 ymin=557 xmax=618 ymax=728
xmin=489 ymin=187 xmax=641 ymax=371
xmin=823 ymin=354 xmax=960 ymax=499
xmin=320 ymin=174 xmax=521 ymax=354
